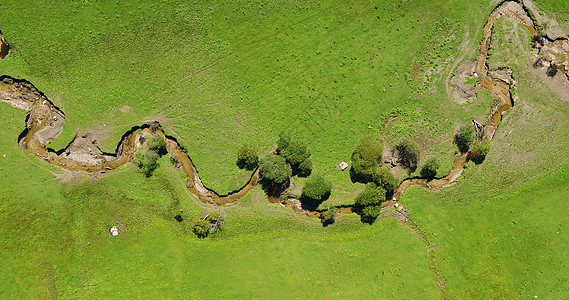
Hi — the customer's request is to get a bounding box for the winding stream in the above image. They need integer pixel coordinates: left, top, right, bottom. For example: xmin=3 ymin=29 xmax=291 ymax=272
xmin=0 ymin=1 xmax=567 ymax=219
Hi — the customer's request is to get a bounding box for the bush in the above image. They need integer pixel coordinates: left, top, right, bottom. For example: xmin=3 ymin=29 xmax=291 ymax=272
xmin=350 ymin=136 xmax=383 ymax=183
xmin=471 ymin=141 xmax=492 ymax=164
xmin=301 ymin=175 xmax=332 ymax=209
xmin=373 ymin=166 xmax=397 ymax=194
xmin=321 ymin=207 xmax=337 ymax=226
xmin=420 ymin=157 xmax=440 ymax=178
xmin=277 ymin=132 xmax=311 ymax=167
xmin=236 ymin=144 xmax=259 ymax=170
xmin=297 ymin=158 xmax=312 ymax=177
xmin=455 ymin=125 xmax=475 ymax=153
xmin=191 ymin=218 xmax=210 ymax=238
xmin=395 ymin=139 xmax=420 ymax=170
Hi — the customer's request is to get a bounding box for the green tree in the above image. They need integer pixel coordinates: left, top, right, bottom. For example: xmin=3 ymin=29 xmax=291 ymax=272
xmin=146 ymin=134 xmax=167 ymax=155
xmin=135 ymin=134 xmax=167 ymax=177
xmin=373 ymin=166 xmax=397 ymax=193
xmin=395 ymin=139 xmax=420 ymax=170
xmin=354 ymin=183 xmax=386 ymax=224
xmin=259 ymin=154 xmax=292 ymax=184
xmin=236 ymin=144 xmax=259 ymax=170
xmin=455 ymin=125 xmax=475 ymax=153
xmin=135 ymin=148 xmax=160 ymax=177
xmin=301 ymin=175 xmax=332 ymax=209
xmin=321 ymin=207 xmax=338 ymax=226
xmin=277 ymin=132 xmax=311 ymax=167
xmin=297 ymin=158 xmax=312 ymax=177
xmin=471 ymin=141 xmax=492 ymax=164
xmin=350 ymin=136 xmax=383 ymax=183
xmin=420 ymin=157 xmax=440 ymax=178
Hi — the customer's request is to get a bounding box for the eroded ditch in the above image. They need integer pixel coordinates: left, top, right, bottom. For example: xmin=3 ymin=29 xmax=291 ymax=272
xmin=0 ymin=1 xmax=568 ymax=220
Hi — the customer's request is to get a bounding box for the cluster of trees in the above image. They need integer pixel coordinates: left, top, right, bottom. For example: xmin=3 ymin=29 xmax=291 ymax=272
xmin=256 ymin=132 xmax=316 ymax=196
xmin=135 ymin=134 xmax=167 ymax=177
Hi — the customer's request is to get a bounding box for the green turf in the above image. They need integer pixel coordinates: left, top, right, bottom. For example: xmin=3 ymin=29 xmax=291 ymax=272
xmin=1 ymin=0 xmax=569 ymax=298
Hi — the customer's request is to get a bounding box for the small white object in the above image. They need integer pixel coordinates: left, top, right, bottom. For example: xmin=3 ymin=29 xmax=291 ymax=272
xmin=395 ymin=203 xmax=399 ymax=208
xmin=473 ymin=72 xmax=478 ymax=77
xmin=2 ymin=155 xmax=5 ymax=158
xmin=110 ymin=227 xmax=119 ymax=237
xmin=338 ymin=161 xmax=348 ymax=171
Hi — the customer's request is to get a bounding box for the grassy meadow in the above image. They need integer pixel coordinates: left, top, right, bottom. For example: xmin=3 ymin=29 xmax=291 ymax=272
xmin=1 ymin=0 xmax=569 ymax=298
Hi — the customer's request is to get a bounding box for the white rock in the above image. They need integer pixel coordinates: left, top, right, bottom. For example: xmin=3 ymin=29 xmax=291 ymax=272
xmin=338 ymin=161 xmax=348 ymax=171
xmin=110 ymin=227 xmax=119 ymax=237
xmin=2 ymin=155 xmax=5 ymax=158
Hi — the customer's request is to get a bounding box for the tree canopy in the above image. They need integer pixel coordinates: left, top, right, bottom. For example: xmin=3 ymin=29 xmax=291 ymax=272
xmin=350 ymin=136 xmax=383 ymax=182
xmin=420 ymin=157 xmax=440 ymax=178
xmin=236 ymin=144 xmax=259 ymax=170
xmin=259 ymin=154 xmax=292 ymax=184
xmin=455 ymin=125 xmax=475 ymax=153
xmin=354 ymin=183 xmax=386 ymax=224
xmin=301 ymin=175 xmax=332 ymax=209
xmin=277 ymin=132 xmax=311 ymax=166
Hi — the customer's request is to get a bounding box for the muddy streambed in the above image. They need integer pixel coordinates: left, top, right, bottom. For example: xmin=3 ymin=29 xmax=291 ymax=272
xmin=1 ymin=1 xmax=568 ymax=220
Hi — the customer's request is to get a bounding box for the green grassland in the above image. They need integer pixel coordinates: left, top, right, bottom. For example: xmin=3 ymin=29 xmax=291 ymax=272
xmin=1 ymin=0 xmax=569 ymax=298
xmin=0 ymin=0 xmax=492 ymax=199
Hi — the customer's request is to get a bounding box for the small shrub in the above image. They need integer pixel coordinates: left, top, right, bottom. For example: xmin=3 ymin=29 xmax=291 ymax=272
xmin=135 ymin=148 xmax=160 ymax=177
xmin=455 ymin=125 xmax=475 ymax=153
xmin=354 ymin=183 xmax=386 ymax=224
xmin=360 ymin=205 xmax=382 ymax=224
xmin=236 ymin=144 xmax=259 ymax=170
xmin=259 ymin=154 xmax=292 ymax=184
xmin=146 ymin=135 xmax=167 ymax=155
xmin=420 ymin=157 xmax=440 ymax=178
xmin=395 ymin=139 xmax=420 ymax=171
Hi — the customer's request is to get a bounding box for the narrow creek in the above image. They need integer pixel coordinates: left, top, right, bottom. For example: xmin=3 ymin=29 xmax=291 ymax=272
xmin=0 ymin=1 xmax=567 ymax=219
